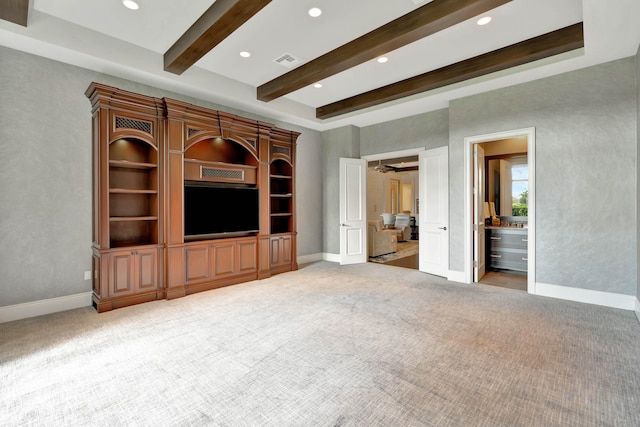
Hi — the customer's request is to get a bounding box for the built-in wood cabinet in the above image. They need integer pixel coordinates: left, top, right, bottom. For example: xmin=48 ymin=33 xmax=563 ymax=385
xmin=109 ymin=247 xmax=158 ymax=297
xmin=87 ymin=83 xmax=164 ymax=312
xmin=270 ymin=160 xmax=293 ymax=234
xmin=87 ymin=83 xmax=299 ymax=312
xmin=270 ymin=234 xmax=293 ymax=273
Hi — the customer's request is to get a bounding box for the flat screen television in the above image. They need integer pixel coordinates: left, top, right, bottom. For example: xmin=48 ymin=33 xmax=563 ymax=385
xmin=184 ymin=184 xmax=259 ymax=239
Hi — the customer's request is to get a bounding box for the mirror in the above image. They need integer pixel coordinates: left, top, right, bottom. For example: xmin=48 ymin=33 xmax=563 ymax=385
xmin=487 ymin=156 xmax=528 ymax=217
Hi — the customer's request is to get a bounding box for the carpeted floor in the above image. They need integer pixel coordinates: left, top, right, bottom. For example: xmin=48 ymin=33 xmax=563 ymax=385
xmin=2 ymin=261 xmax=640 ymax=426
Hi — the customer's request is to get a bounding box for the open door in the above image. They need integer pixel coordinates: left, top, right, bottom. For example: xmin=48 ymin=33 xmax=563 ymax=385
xmin=419 ymin=146 xmax=449 ymax=277
xmin=339 ymin=158 xmax=367 ymax=265
xmin=473 ymin=144 xmax=486 ymax=282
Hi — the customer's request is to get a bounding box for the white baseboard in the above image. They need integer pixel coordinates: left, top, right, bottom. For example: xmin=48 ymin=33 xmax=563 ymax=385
xmin=535 ymin=282 xmax=636 ymax=311
xmin=297 ymin=253 xmax=324 ymax=264
xmin=323 ymin=253 xmax=340 ymax=263
xmin=635 ymin=298 xmax=640 ymax=324
xmin=0 ymin=292 xmax=92 ymax=324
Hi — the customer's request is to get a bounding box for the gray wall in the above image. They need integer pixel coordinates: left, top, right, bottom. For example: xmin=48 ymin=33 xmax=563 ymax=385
xmin=319 ymin=109 xmax=449 ymax=255
xmin=0 ymin=46 xmax=323 ymax=307
xmin=360 ymin=108 xmax=450 ymax=156
xmin=294 ymin=130 xmax=323 ymax=258
xmin=637 ymin=43 xmax=640 ymax=305
xmin=449 ymin=57 xmax=637 ymax=295
xmin=321 ymin=57 xmax=637 ymax=297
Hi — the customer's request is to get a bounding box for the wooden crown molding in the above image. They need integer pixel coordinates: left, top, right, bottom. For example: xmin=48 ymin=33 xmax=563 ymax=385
xmin=164 ymin=0 xmax=272 ymax=75
xmin=257 ymin=0 xmax=512 ymax=102
xmin=0 ymin=0 xmax=29 ymax=26
xmin=316 ymin=22 xmax=584 ymax=119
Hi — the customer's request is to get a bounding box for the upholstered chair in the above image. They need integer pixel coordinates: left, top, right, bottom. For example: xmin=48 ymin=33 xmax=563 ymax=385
xmin=367 ymin=219 xmax=397 ymax=257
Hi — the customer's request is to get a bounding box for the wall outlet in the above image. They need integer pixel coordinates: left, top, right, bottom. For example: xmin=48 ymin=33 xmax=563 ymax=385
xmin=84 ymin=271 xmax=92 ymax=281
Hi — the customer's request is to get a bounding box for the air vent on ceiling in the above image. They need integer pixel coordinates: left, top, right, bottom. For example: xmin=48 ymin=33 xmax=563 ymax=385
xmin=273 ymin=53 xmax=302 ymax=68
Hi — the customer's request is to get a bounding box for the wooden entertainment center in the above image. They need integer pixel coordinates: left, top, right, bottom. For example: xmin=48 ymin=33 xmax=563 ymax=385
xmin=86 ymin=83 xmax=299 ymax=312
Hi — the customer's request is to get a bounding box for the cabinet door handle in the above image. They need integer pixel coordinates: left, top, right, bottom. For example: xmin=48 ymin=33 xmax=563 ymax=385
xmin=438 ymin=226 xmax=447 ymax=230
xmin=522 ymin=257 xmax=528 ymax=261
xmin=490 ymin=254 xmax=502 ymax=258
xmin=490 ymin=237 xmax=502 ymax=240
xmin=522 ymin=238 xmax=528 ymax=242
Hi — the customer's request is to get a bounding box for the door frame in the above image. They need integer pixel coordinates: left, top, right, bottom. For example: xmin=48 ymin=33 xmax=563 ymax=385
xmin=463 ymin=128 xmax=536 ymax=293
xmin=362 ymin=147 xmax=425 ymax=264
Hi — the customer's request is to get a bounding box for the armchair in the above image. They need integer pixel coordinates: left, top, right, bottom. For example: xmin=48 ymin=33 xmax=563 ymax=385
xmin=394 ymin=214 xmax=412 ymax=242
xmin=367 ymin=219 xmax=397 ymax=257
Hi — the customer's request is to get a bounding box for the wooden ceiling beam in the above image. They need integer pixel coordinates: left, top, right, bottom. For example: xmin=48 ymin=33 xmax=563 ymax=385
xmin=257 ymin=0 xmax=512 ymax=102
xmin=0 ymin=0 xmax=29 ymax=26
xmin=317 ymin=22 xmax=584 ymax=119
xmin=164 ymin=0 xmax=272 ymax=75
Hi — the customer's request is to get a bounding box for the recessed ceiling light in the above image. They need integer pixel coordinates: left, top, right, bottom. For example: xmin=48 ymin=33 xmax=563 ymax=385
xmin=477 ymin=16 xmax=492 ymax=26
xmin=313 ymin=83 xmax=323 ymax=88
xmin=240 ymin=51 xmax=251 ymax=58
xmin=308 ymin=7 xmax=322 ymax=18
xmin=377 ymin=56 xmax=388 ymax=64
xmin=122 ymin=0 xmax=139 ymax=10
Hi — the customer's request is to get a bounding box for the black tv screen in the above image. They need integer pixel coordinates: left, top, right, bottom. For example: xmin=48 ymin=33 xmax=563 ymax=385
xmin=184 ymin=184 xmax=259 ymax=238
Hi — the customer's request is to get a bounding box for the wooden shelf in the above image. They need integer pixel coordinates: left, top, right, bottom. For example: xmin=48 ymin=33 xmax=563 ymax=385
xmin=109 ymin=189 xmax=157 ymax=194
xmin=109 ymin=159 xmax=157 ymax=169
xmin=109 ymin=216 xmax=158 ymax=222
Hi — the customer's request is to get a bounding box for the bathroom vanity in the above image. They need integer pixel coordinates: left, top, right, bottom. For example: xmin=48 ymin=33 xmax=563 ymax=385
xmin=486 ymin=226 xmax=528 ymax=272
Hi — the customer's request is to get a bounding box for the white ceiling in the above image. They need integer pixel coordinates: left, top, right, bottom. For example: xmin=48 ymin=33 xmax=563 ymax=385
xmin=1 ymin=0 xmax=639 ymax=131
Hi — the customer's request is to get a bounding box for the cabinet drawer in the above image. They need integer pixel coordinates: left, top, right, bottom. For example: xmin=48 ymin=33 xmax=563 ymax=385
xmin=488 ymin=250 xmax=528 ymax=271
xmin=488 ymin=231 xmax=528 ymax=250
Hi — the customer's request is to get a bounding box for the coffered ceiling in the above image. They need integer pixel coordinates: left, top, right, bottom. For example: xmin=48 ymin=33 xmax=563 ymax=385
xmin=0 ymin=0 xmax=639 ymax=131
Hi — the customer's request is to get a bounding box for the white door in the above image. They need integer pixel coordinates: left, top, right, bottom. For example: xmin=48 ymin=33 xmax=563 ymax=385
xmin=339 ymin=158 xmax=367 ymax=265
xmin=419 ymin=146 xmax=449 ymax=277
xmin=473 ymin=144 xmax=486 ymax=282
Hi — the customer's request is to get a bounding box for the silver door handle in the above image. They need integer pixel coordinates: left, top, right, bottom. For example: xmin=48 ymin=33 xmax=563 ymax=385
xmin=341 ymin=223 xmax=349 ymax=227
xmin=438 ymin=226 xmax=447 ymax=230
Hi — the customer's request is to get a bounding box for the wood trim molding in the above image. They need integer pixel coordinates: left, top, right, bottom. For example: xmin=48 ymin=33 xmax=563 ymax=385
xmin=0 ymin=0 xmax=29 ymax=26
xmin=164 ymin=0 xmax=272 ymax=75
xmin=257 ymin=0 xmax=512 ymax=102
xmin=316 ymin=22 xmax=584 ymax=119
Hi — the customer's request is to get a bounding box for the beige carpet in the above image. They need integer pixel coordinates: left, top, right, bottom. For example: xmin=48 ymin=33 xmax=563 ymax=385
xmin=2 ymin=261 xmax=640 ymax=426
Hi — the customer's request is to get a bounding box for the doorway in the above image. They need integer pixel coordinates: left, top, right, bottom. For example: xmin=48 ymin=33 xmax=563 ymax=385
xmin=464 ymin=128 xmax=536 ymax=293
xmin=340 ymin=147 xmax=449 ymax=276
xmin=366 ymin=154 xmax=420 ymax=270
xmin=362 ymin=148 xmax=427 ymax=270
